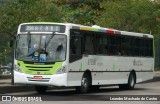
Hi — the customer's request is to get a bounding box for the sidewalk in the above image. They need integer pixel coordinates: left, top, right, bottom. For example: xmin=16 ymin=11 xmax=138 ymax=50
xmin=0 ymin=71 xmax=160 ymax=94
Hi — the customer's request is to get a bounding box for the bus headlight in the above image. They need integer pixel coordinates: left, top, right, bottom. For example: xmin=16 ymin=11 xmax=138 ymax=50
xmin=14 ymin=65 xmax=22 ymax=73
xmin=56 ymin=66 xmax=67 ymax=74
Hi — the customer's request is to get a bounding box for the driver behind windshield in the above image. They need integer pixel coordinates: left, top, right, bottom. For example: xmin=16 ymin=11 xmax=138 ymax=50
xmin=28 ymin=43 xmax=48 ymax=62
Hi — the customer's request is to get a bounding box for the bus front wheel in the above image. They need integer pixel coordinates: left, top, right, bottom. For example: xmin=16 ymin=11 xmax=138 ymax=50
xmin=76 ymin=74 xmax=90 ymax=93
xmin=35 ymin=86 xmax=48 ymax=94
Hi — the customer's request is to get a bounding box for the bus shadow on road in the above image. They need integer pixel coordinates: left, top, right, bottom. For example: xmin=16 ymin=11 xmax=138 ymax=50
xmin=33 ymin=87 xmax=154 ymax=101
xmin=140 ymin=76 xmax=160 ymax=84
xmin=35 ymin=86 xmax=151 ymax=96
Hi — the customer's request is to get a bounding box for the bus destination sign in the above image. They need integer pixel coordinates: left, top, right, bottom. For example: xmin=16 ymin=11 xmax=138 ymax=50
xmin=20 ymin=24 xmax=66 ymax=33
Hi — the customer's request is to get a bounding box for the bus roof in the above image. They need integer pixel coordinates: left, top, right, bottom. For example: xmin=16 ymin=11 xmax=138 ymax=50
xmin=20 ymin=22 xmax=153 ymax=38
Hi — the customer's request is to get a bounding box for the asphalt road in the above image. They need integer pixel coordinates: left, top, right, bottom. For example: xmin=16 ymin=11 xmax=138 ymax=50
xmin=0 ymin=77 xmax=160 ymax=104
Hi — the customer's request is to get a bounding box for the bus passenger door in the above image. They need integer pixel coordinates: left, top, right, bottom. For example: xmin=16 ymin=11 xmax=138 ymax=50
xmin=68 ymin=30 xmax=83 ymax=86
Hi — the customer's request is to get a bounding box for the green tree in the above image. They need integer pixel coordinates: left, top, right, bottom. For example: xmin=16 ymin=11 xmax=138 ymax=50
xmin=0 ymin=0 xmax=63 ymax=66
xmin=0 ymin=0 xmax=63 ymax=33
xmin=97 ymin=0 xmax=158 ymax=33
xmin=55 ymin=0 xmax=104 ymax=25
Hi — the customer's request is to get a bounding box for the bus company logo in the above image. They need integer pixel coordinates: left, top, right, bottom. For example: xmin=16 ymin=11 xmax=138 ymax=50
xmin=133 ymin=59 xmax=143 ymax=66
xmin=2 ymin=96 xmax=11 ymax=101
xmin=88 ymin=59 xmax=96 ymax=65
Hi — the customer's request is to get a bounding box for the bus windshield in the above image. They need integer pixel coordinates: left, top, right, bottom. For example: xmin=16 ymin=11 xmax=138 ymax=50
xmin=16 ymin=34 xmax=66 ymax=62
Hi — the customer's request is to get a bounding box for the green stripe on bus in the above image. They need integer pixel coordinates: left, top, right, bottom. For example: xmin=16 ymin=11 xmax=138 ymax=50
xmin=90 ymin=28 xmax=98 ymax=32
xmin=112 ymin=63 xmax=115 ymax=71
xmin=80 ymin=63 xmax=83 ymax=71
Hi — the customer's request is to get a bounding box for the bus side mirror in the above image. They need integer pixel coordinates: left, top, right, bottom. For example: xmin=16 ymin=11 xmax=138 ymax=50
xmin=10 ymin=36 xmax=14 ymax=47
xmin=10 ymin=30 xmax=17 ymax=47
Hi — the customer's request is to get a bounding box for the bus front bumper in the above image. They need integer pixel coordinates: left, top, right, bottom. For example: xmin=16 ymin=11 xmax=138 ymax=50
xmin=14 ymin=71 xmax=67 ymax=86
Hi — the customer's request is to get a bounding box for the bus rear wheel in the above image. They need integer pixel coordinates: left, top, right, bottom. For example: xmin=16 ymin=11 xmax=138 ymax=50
xmin=76 ymin=74 xmax=90 ymax=93
xmin=119 ymin=72 xmax=136 ymax=90
xmin=35 ymin=86 xmax=48 ymax=94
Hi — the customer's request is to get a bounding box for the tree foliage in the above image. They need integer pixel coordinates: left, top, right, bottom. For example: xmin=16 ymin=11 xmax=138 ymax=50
xmin=56 ymin=0 xmax=104 ymax=25
xmin=0 ymin=0 xmax=63 ymax=33
xmin=96 ymin=0 xmax=159 ymax=33
xmin=0 ymin=0 xmax=160 ymax=69
xmin=0 ymin=0 xmax=63 ymax=65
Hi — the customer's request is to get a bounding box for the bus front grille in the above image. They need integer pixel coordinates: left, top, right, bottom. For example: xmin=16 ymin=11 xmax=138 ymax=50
xmin=26 ymin=66 xmax=53 ymax=71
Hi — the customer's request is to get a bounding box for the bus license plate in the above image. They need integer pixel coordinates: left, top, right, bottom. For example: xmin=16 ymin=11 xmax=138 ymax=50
xmin=34 ymin=76 xmax=43 ymax=80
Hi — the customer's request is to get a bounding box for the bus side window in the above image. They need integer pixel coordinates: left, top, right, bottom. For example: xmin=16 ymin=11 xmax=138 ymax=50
xmin=70 ymin=36 xmax=82 ymax=55
xmin=70 ymin=36 xmax=75 ymax=54
xmin=84 ymin=32 xmax=94 ymax=55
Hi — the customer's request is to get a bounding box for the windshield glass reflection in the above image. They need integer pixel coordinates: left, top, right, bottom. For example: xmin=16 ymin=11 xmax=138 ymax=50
xmin=16 ymin=34 xmax=66 ymax=62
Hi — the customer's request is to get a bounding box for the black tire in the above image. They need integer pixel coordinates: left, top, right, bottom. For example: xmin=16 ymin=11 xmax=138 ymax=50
xmin=119 ymin=72 xmax=136 ymax=90
xmin=35 ymin=86 xmax=48 ymax=94
xmin=127 ymin=72 xmax=136 ymax=89
xmin=76 ymin=74 xmax=90 ymax=93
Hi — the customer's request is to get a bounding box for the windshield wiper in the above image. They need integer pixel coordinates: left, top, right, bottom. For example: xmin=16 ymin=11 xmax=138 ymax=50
xmin=45 ymin=32 xmax=56 ymax=49
xmin=39 ymin=34 xmax=42 ymax=50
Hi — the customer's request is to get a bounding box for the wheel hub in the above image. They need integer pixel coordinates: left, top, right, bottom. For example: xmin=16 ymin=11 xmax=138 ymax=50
xmin=130 ymin=75 xmax=135 ymax=87
xmin=82 ymin=78 xmax=87 ymax=88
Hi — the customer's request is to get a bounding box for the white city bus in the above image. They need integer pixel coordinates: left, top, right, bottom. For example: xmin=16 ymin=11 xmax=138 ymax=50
xmin=13 ymin=22 xmax=154 ymax=93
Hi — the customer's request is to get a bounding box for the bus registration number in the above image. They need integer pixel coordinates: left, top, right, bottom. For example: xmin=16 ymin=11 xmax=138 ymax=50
xmin=34 ymin=76 xmax=43 ymax=80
